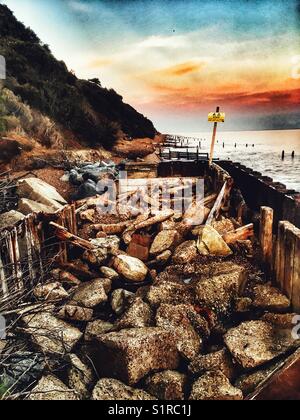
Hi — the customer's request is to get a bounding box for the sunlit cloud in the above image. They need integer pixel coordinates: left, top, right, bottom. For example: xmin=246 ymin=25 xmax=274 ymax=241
xmin=67 ymin=0 xmax=93 ymax=14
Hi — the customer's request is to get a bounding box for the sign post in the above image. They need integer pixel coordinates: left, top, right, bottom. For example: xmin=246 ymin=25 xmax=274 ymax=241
xmin=208 ymin=106 xmax=225 ymax=165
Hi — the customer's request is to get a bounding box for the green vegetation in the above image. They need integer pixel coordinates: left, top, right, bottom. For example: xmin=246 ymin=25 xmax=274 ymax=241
xmin=0 ymin=4 xmax=156 ymax=149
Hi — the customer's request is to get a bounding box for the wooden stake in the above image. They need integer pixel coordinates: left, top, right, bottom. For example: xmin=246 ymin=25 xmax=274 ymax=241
xmin=209 ymin=106 xmax=220 ymax=165
xmin=259 ymin=207 xmax=274 ymax=271
xmin=291 ymin=228 xmax=300 ymax=312
xmin=223 ymin=223 xmax=254 ymax=245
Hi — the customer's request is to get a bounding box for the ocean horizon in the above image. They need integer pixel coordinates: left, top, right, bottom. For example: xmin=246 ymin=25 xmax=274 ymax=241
xmin=170 ymin=129 xmax=300 ymax=192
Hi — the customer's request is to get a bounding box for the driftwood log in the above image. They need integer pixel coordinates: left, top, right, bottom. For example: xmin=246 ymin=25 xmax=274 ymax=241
xmin=223 ymin=224 xmax=254 ymax=245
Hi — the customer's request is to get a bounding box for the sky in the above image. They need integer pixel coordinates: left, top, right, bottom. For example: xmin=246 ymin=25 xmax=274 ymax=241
xmin=2 ymin=0 xmax=300 ymax=133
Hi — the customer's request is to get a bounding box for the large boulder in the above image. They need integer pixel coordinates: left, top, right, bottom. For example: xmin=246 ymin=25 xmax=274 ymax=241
xmin=189 ymin=371 xmax=243 ymax=400
xmin=224 ymin=320 xmax=300 ymax=370
xmin=33 ymin=282 xmax=68 ymax=302
xmin=146 ymin=280 xmax=194 ymax=308
xmin=28 ymin=375 xmax=79 ymax=400
xmin=189 ymin=349 xmax=235 ymax=380
xmin=195 ymin=267 xmax=247 ymax=317
xmin=70 ymin=279 xmax=110 ymax=308
xmin=0 ymin=210 xmax=25 ymax=231
xmin=113 ymin=255 xmax=148 ymax=283
xmin=251 ymin=284 xmax=291 ymax=312
xmin=92 ymin=378 xmax=156 ymax=401
xmin=111 ymin=289 xmax=135 ymax=315
xmin=115 ymin=298 xmax=153 ymax=330
xmin=22 ymin=312 xmax=83 ymax=354
xmin=197 ymin=225 xmax=232 ymax=256
xmin=58 ymin=305 xmax=94 ymax=322
xmin=156 ymin=304 xmax=202 ymax=361
xmin=145 ymin=371 xmax=187 ymax=400
xmin=17 ymin=178 xmax=67 ymax=211
xmin=84 ymin=320 xmax=115 ymax=342
xmin=96 ymin=328 xmax=179 ymax=385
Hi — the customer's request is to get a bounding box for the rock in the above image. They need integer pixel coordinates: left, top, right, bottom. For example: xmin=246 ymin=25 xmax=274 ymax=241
xmin=262 ymin=313 xmax=300 ymax=328
xmin=96 ymin=328 xmax=179 ymax=385
xmin=190 ymin=371 xmax=243 ymax=400
xmin=172 ymin=241 xmax=198 ymax=264
xmin=18 ymin=198 xmax=56 ymax=215
xmin=22 ymin=312 xmax=83 ymax=354
xmin=145 ymin=371 xmax=187 ymax=400
xmin=224 ymin=320 xmax=300 ymax=370
xmin=150 ymin=230 xmax=180 ymax=256
xmin=235 ymin=361 xmax=282 ymax=396
xmin=156 ymin=250 xmax=172 ymax=264
xmin=147 ymin=280 xmax=193 ymax=308
xmin=195 ymin=268 xmax=247 ymax=317
xmin=90 ymin=236 xmax=120 ymax=253
xmin=68 ymin=354 xmax=94 ymax=399
xmin=159 ymin=219 xmax=176 ymax=231
xmin=111 ymin=289 xmax=135 ymax=315
xmin=197 ymin=225 xmax=232 ymax=256
xmin=92 ymin=378 xmax=155 ymax=401
xmin=156 ymin=304 xmax=202 ymax=361
xmin=0 ymin=210 xmax=25 ymax=231
xmin=58 ymin=305 xmax=93 ymax=322
xmin=212 ymin=218 xmax=236 ymax=236
xmin=71 ymin=279 xmax=109 ymax=308
xmin=83 ymin=247 xmax=108 ymax=266
xmin=113 ymin=255 xmax=148 ymax=283
xmin=189 ymin=349 xmax=235 ymax=380
xmin=235 ymin=297 xmax=253 ymax=313
xmin=17 ymin=178 xmax=67 ymax=211
xmin=33 ymin=282 xmax=69 ymax=302
xmin=100 ymin=266 xmax=119 ymax=280
xmin=28 ymin=375 xmax=79 ymax=400
xmin=127 ymin=233 xmax=152 ymax=261
xmin=116 ymin=298 xmax=153 ymax=330
xmin=251 ymin=284 xmax=291 ymax=312
xmin=85 ymin=320 xmax=115 ymax=342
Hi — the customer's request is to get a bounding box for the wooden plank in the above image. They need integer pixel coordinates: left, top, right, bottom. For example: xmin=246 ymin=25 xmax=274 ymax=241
xmin=283 ymin=224 xmax=297 ymax=299
xmin=275 ymin=221 xmax=287 ymax=289
xmin=291 ymin=228 xmax=300 ymax=312
xmin=49 ymin=222 xmax=94 ymax=250
xmin=206 ymin=180 xmax=233 ymax=225
xmin=223 ymin=224 xmax=254 ymax=245
xmin=259 ymin=207 xmax=274 ymax=270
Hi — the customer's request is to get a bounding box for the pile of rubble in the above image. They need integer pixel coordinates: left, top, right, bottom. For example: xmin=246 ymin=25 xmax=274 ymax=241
xmin=0 ymin=179 xmax=299 ymax=401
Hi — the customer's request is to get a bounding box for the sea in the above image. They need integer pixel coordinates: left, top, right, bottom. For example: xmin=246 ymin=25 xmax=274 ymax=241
xmin=172 ymin=129 xmax=300 ymax=192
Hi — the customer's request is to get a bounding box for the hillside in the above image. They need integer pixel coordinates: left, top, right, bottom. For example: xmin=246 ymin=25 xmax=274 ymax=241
xmin=0 ymin=4 xmax=156 ymax=150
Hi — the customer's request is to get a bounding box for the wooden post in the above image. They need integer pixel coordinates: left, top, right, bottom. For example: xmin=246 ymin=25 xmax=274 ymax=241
xmin=209 ymin=106 xmax=220 ymax=165
xmin=283 ymin=224 xmax=298 ymax=299
xmin=260 ymin=207 xmax=274 ymax=271
xmin=275 ymin=221 xmax=288 ymax=289
xmin=291 ymin=228 xmax=300 ymax=311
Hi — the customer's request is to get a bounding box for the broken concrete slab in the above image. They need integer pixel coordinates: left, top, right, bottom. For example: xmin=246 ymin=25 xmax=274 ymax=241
xmin=252 ymin=284 xmax=291 ymax=312
xmin=197 ymin=225 xmax=232 ymax=257
xmin=33 ymin=282 xmax=69 ymax=302
xmin=224 ymin=320 xmax=300 ymax=370
xmin=113 ymin=255 xmax=148 ymax=283
xmin=22 ymin=312 xmax=83 ymax=354
xmin=68 ymin=354 xmax=94 ymax=400
xmin=0 ymin=210 xmax=25 ymax=231
xmin=195 ymin=268 xmax=247 ymax=317
xmin=58 ymin=305 xmax=94 ymax=322
xmin=172 ymin=240 xmax=198 ymax=265
xmin=115 ymin=298 xmax=153 ymax=330
xmin=150 ymin=230 xmax=180 ymax=256
xmin=145 ymin=370 xmax=187 ymax=400
xmin=71 ymin=279 xmax=109 ymax=308
xmin=189 ymin=370 xmax=243 ymax=400
xmin=189 ymin=349 xmax=235 ymax=381
xmin=17 ymin=178 xmax=66 ymax=211
xmin=96 ymin=328 xmax=179 ymax=385
xmin=146 ymin=280 xmax=194 ymax=309
xmin=156 ymin=304 xmax=202 ymax=361
xmin=18 ymin=198 xmax=56 ymax=215
xmin=28 ymin=375 xmax=79 ymax=400
xmin=92 ymin=378 xmax=156 ymax=401
xmin=84 ymin=320 xmax=115 ymax=342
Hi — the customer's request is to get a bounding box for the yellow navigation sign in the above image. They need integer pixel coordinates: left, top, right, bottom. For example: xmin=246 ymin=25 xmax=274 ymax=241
xmin=208 ymin=112 xmax=225 ymax=123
